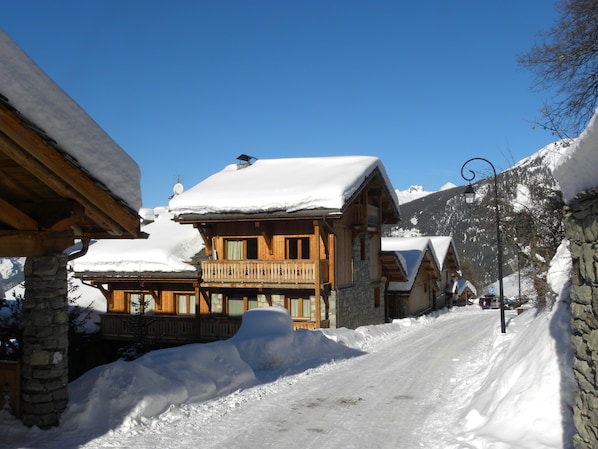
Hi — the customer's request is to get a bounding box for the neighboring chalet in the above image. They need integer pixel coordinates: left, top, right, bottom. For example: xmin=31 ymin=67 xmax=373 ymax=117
xmin=75 ymin=155 xmax=407 ymax=343
xmin=382 ymin=236 xmax=461 ymax=319
xmin=455 ymin=279 xmax=477 ymax=306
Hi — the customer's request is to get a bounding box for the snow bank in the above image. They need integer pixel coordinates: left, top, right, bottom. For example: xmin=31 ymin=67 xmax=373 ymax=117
xmin=454 ymin=241 xmax=574 ymax=449
xmin=553 ymin=109 xmax=598 ymax=203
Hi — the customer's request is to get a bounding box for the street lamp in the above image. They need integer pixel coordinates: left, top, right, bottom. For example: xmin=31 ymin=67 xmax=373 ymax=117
xmin=460 ymin=157 xmax=506 ymax=333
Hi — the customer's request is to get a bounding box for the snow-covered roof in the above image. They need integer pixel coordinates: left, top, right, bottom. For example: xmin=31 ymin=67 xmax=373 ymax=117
xmin=456 ymin=279 xmax=477 ymax=297
xmin=72 ymin=208 xmax=202 ymax=276
xmin=0 ymin=30 xmax=141 ymax=212
xmin=553 ymin=108 xmax=598 ymax=203
xmin=382 ymin=237 xmax=440 ymax=292
xmin=169 ymin=156 xmax=400 ymax=218
xmin=428 ymin=236 xmax=459 ymax=270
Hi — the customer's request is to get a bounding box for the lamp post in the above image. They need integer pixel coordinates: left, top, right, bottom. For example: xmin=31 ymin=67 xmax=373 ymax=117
xmin=460 ymin=157 xmax=506 ymax=333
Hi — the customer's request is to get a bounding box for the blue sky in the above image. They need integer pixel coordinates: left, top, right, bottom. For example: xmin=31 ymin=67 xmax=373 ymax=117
xmin=2 ymin=0 xmax=560 ymax=208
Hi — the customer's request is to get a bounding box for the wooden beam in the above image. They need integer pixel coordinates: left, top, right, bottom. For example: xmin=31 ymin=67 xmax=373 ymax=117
xmin=313 ymin=220 xmax=321 ymax=328
xmin=255 ymin=221 xmax=273 ymax=255
xmin=196 ymin=225 xmax=213 ymax=257
xmin=0 ymin=105 xmax=139 ymax=237
xmin=0 ymin=196 xmax=38 ymax=230
xmin=0 ymin=233 xmax=43 ymax=256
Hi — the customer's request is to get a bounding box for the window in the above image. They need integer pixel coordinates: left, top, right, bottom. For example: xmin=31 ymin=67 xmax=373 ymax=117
xmin=226 ymin=294 xmax=258 ymax=317
xmin=289 ymin=296 xmax=311 ymax=319
xmin=286 ymin=237 xmax=310 ymax=259
xmin=129 ymin=292 xmax=154 ymax=315
xmin=228 ymin=296 xmax=244 ymax=317
xmin=176 ymin=293 xmax=196 ymax=315
xmin=225 ymin=238 xmax=258 ymax=260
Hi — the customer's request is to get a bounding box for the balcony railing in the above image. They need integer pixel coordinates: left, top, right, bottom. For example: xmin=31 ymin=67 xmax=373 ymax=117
xmin=100 ymin=313 xmax=327 ymax=342
xmin=201 ymin=260 xmax=328 ymax=286
xmin=100 ymin=314 xmax=242 ymax=342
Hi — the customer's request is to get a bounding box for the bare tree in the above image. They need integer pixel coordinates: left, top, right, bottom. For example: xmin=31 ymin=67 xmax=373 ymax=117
xmin=519 ymin=0 xmax=598 ymax=138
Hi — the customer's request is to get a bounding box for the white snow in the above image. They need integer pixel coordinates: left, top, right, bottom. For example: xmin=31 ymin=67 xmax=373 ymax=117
xmin=0 ymin=30 xmax=141 ymax=211
xmin=168 ymin=156 xmax=399 ymax=216
xmin=0 ymin=250 xmax=574 ymax=448
xmin=396 ymin=182 xmax=457 ymax=205
xmin=553 ymin=109 xmax=598 ymax=203
xmin=72 ymin=207 xmax=202 ymax=274
xmin=382 ymin=236 xmax=440 ymax=291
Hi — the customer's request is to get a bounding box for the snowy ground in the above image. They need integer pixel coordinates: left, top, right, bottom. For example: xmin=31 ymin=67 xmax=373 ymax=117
xmin=0 ymin=242 xmax=574 ymax=449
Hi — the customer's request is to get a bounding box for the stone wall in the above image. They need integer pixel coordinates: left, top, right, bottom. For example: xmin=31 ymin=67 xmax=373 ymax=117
xmin=563 ymin=188 xmax=598 ymax=448
xmin=336 ymin=235 xmax=385 ymax=329
xmin=21 ymin=254 xmax=69 ymax=428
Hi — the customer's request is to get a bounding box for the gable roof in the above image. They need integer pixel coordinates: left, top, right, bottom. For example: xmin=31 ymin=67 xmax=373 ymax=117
xmin=456 ymin=279 xmax=477 ymax=297
xmin=382 ymin=237 xmax=440 ymax=292
xmin=169 ymin=156 xmax=400 ymax=222
xmin=428 ymin=236 xmax=460 ymax=271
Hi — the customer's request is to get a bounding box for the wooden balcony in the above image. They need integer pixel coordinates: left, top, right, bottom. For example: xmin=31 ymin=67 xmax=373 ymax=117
xmin=201 ymin=260 xmax=329 ymax=288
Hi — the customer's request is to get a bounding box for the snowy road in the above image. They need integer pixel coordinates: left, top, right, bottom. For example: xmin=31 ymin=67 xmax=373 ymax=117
xmin=81 ymin=309 xmax=501 ymax=449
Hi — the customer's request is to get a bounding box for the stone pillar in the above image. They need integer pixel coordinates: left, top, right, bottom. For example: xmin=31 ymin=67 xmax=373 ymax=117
xmin=20 ymin=254 xmax=69 ymax=428
xmin=564 ymin=189 xmax=598 ymax=448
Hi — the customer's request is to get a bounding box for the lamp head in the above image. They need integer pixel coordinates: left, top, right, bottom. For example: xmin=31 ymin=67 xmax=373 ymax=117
xmin=463 ymin=184 xmax=476 ymax=204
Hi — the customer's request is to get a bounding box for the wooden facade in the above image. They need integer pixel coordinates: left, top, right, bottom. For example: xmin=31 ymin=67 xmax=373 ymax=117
xmin=383 ymin=237 xmax=445 ymax=320
xmin=78 ymin=161 xmax=407 ymax=343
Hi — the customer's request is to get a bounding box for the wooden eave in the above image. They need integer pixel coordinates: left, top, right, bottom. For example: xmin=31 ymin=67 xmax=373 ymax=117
xmin=76 ymin=271 xmax=200 ymax=283
xmin=380 ymin=251 xmax=408 ymax=282
xmin=0 ymin=98 xmax=142 ymax=256
xmin=340 ymin=167 xmax=400 ymax=224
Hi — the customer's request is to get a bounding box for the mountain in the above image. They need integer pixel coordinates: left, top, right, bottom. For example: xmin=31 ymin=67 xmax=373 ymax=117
xmin=395 ymin=182 xmax=457 ymax=205
xmin=387 ymin=142 xmax=569 ymax=293
xmin=0 ymin=257 xmax=25 ymax=297
xmin=1 ymin=144 xmax=566 ymax=300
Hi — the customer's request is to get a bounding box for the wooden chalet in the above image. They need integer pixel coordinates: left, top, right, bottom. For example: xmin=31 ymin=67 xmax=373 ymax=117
xmin=455 ymin=279 xmax=477 ymax=306
xmin=381 ymin=237 xmax=443 ymax=319
xmin=76 ymin=155 xmax=406 ymax=343
xmin=428 ymin=236 xmax=461 ymax=308
xmin=170 ymin=155 xmax=407 ymax=332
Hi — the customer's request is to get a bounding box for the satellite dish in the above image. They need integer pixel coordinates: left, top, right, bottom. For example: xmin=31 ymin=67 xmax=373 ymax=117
xmin=173 ymin=182 xmax=184 ymax=195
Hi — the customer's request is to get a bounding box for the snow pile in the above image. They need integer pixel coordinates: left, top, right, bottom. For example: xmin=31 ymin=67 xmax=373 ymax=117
xmin=553 ymin=109 xmax=598 ymax=203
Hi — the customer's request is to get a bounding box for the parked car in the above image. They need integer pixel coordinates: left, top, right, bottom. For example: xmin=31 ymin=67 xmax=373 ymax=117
xmin=478 ymin=296 xmax=501 ymax=309
xmin=478 ymin=297 xmax=491 ymax=309
xmin=504 ymin=298 xmax=522 ymax=310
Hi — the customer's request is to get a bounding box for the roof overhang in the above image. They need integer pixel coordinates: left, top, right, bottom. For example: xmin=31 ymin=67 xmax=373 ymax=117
xmin=0 ymin=97 xmax=143 ymax=256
